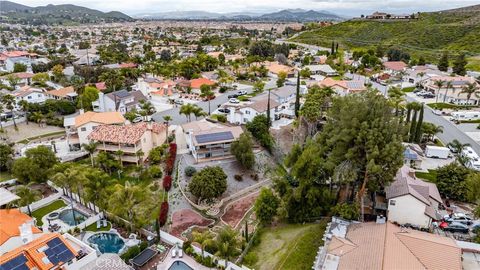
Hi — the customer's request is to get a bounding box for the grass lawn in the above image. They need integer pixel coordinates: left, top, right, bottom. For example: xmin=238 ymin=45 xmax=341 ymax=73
xmin=459 ymin=119 xmax=480 ymax=124
xmin=0 ymin=171 xmax=14 ymax=182
xmin=427 ymin=103 xmax=474 ymax=110
xmin=247 ymin=221 xmax=327 ymax=270
xmin=402 ymin=86 xmax=416 ymax=93
xmin=16 ymin=131 xmax=66 ymax=144
xmin=415 ymin=169 xmax=437 ymax=182
xmin=85 ymin=221 xmax=111 ymax=232
xmin=32 ymin=200 xmax=67 ymax=226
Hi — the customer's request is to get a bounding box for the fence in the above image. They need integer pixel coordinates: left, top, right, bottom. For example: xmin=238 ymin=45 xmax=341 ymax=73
xmin=20 ymin=192 xmax=62 ymax=213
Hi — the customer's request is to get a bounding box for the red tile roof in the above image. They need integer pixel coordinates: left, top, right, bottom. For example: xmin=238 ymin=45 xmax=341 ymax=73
xmin=0 ymin=209 xmax=42 ymax=245
xmin=190 ymin=78 xmax=216 ymax=89
xmin=383 ymin=61 xmax=407 ymax=71
xmin=88 ymin=122 xmax=165 ymax=144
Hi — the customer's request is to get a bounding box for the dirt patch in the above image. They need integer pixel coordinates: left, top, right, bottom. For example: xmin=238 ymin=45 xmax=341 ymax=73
xmin=221 ymin=192 xmax=259 ymax=228
xmin=170 ymin=209 xmax=214 ymax=238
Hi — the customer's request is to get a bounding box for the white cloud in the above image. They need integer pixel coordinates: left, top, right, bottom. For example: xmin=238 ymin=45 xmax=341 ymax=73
xmin=17 ymin=0 xmax=480 ymax=15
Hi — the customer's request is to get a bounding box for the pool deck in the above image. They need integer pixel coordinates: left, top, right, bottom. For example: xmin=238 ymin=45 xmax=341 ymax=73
xmin=156 ymin=250 xmax=213 ymax=270
xmin=40 ymin=200 xmax=99 ymax=233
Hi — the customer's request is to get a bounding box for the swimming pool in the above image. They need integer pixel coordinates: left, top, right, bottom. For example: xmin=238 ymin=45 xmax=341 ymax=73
xmin=58 ymin=208 xmax=88 ymax=226
xmin=168 ymin=260 xmax=193 ymax=270
xmin=87 ymin=233 xmax=125 ymax=254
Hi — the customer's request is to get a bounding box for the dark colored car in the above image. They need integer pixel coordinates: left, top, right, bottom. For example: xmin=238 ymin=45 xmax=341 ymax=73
xmin=443 ymin=222 xmax=469 ymax=233
xmin=423 ymin=93 xmax=435 ymax=98
xmin=228 ymin=94 xmax=239 ymax=99
xmin=218 ymin=108 xmax=230 ymax=114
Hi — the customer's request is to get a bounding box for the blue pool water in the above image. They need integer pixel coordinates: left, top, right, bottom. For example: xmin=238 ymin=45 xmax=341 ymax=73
xmin=87 ymin=233 xmax=125 ymax=254
xmin=168 ymin=261 xmax=193 ymax=270
xmin=58 ymin=209 xmax=87 ymax=226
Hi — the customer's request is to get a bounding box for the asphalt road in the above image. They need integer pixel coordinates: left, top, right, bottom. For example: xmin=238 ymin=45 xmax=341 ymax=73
xmin=151 ymin=78 xmax=277 ymax=125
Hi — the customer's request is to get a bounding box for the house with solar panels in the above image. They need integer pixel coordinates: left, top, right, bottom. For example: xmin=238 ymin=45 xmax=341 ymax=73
xmin=181 ymin=119 xmax=243 ymax=162
xmin=0 ymin=209 xmax=97 ymax=270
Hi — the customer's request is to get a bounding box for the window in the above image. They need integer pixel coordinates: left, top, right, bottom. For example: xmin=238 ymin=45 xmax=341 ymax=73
xmin=389 ymin=200 xmax=396 ymax=206
xmin=80 ymin=127 xmax=86 ymax=132
xmin=27 ymin=96 xmax=32 ymax=99
xmin=245 ymin=111 xmax=250 ymax=115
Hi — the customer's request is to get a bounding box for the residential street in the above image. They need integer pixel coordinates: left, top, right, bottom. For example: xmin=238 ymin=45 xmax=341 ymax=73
xmin=151 ymin=78 xmax=277 ymax=125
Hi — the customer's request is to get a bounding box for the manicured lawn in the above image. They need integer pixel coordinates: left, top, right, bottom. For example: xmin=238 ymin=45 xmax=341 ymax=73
xmin=0 ymin=171 xmax=14 ymax=182
xmin=85 ymin=221 xmax=111 ymax=232
xmin=247 ymin=221 xmax=327 ymax=270
xmin=402 ymin=86 xmax=416 ymax=92
xmin=427 ymin=103 xmax=474 ymax=110
xmin=32 ymin=200 xmax=67 ymax=226
xmin=415 ymin=169 xmax=437 ymax=182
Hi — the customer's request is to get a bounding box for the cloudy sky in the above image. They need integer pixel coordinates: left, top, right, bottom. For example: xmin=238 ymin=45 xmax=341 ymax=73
xmin=17 ymin=0 xmax=480 ymax=16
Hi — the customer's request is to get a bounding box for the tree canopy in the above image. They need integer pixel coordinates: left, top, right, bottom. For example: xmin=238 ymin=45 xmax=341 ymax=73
xmin=188 ymin=166 xmax=227 ymax=201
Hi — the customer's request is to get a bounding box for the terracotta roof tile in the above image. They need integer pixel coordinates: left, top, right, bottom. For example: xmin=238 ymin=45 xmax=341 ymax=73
xmin=46 ymin=86 xmax=75 ymax=98
xmin=75 ymin=111 xmax=125 ymax=128
xmin=88 ymin=122 xmax=165 ymax=144
xmin=0 ymin=209 xmax=42 ymax=246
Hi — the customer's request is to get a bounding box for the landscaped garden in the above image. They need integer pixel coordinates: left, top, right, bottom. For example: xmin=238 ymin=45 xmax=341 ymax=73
xmin=32 ymin=199 xmax=66 ymax=226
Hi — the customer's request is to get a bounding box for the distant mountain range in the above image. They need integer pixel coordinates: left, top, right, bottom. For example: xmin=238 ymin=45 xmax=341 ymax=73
xmin=134 ymin=9 xmax=344 ymax=22
xmin=0 ymin=1 xmax=133 ymax=25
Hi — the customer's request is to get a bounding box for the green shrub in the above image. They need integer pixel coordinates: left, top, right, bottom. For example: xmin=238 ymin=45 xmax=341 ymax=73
xmin=234 ymin=174 xmax=243 ymax=181
xmin=216 ymin=114 xmax=227 ymax=123
xmin=185 ymin=166 xmax=197 ymax=177
xmin=148 ymin=166 xmax=163 ymax=178
xmin=120 ymin=246 xmax=140 ymax=261
xmin=242 ymin=252 xmax=258 ymax=266
xmin=331 ymin=203 xmax=359 ymax=220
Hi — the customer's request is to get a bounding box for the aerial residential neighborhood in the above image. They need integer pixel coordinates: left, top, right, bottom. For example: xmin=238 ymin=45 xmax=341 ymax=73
xmin=0 ymin=0 xmax=479 ymax=269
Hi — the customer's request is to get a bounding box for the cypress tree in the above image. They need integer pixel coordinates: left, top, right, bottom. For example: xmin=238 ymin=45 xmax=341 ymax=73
xmin=406 ymin=107 xmax=412 ymax=123
xmin=438 ymin=52 xmax=449 ymax=72
xmin=336 ymin=43 xmax=339 ymax=53
xmin=295 ymin=71 xmax=301 ymax=118
xmin=245 ymin=222 xmax=249 ymax=242
xmin=414 ymin=104 xmax=424 ymax=143
xmin=331 ymin=41 xmax=335 ymax=55
xmin=409 ymin=109 xmax=418 ymax=142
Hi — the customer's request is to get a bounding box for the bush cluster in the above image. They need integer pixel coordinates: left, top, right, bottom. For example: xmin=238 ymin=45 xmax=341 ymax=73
xmin=163 ymin=175 xmax=172 ymax=191
xmin=158 ymin=201 xmax=169 ymax=226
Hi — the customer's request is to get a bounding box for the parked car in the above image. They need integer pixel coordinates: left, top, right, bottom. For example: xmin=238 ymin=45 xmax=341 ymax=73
xmin=443 ymin=222 xmax=469 ymax=233
xmin=228 ymin=94 xmax=239 ymax=99
xmin=132 ymin=116 xmax=143 ymax=123
xmin=229 ymin=98 xmax=240 ymax=104
xmin=422 ymin=93 xmax=435 ymax=98
xmin=416 ymin=90 xmax=431 ymax=96
xmin=174 ymin=99 xmax=184 ymax=105
xmin=218 ymin=108 xmax=230 ymax=114
xmin=472 ymin=223 xmax=480 ymax=233
xmin=446 ymin=216 xmax=473 ymax=225
xmin=237 ymin=90 xmax=247 ymax=96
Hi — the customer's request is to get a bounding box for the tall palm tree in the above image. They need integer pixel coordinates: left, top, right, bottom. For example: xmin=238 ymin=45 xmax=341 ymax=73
xmin=84 ymin=170 xmax=114 ymax=215
xmin=82 ymin=142 xmax=98 ymax=167
xmin=18 ymin=100 xmax=29 ymax=125
xmin=447 ymin=139 xmax=471 ymax=166
xmin=434 ymin=80 xmax=445 ymax=104
xmin=15 ymin=184 xmax=41 ymax=216
xmin=179 ymin=104 xmax=195 ymax=122
xmin=443 ymin=81 xmax=453 ymax=103
xmin=459 ymin=82 xmax=479 ymax=105
xmin=135 ymin=150 xmax=144 ymax=165
xmin=163 ymin=115 xmax=172 ymax=142
xmin=192 ymin=106 xmax=206 ymax=120
xmin=200 ymin=85 xmax=215 ymax=115
xmin=388 ymin=86 xmax=405 ymax=116
xmin=215 ymin=226 xmax=240 ymax=268
xmin=1 ymin=94 xmax=17 ymax=129
xmin=192 ymin=230 xmax=214 ymax=258
xmin=114 ymin=150 xmax=124 ymax=168
xmin=31 ymin=112 xmax=44 ymax=127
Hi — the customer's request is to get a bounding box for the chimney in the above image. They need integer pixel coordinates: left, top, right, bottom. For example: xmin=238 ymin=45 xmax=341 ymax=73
xmin=79 ymin=109 xmax=85 ymax=115
xmin=19 ymin=223 xmax=33 ymax=244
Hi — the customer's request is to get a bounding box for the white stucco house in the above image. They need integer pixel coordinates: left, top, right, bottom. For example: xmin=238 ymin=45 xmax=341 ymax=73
xmin=385 ymin=166 xmax=443 ymax=228
xmin=92 ymin=90 xmax=147 ymax=115
xmin=225 ymin=94 xmax=281 ymax=125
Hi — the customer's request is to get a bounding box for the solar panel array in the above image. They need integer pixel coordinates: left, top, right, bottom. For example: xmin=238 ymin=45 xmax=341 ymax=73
xmin=132 ymin=248 xmax=157 ymax=266
xmin=44 ymin=237 xmax=75 ymax=265
xmin=195 ymin=131 xmax=234 ymax=144
xmin=0 ymin=254 xmax=28 ymax=270
xmin=114 ymin=90 xmax=130 ymax=98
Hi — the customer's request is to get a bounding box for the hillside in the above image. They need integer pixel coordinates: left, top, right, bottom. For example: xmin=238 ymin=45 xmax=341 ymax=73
xmin=291 ymin=6 xmax=480 ymax=64
xmin=0 ymin=1 xmax=133 ymax=25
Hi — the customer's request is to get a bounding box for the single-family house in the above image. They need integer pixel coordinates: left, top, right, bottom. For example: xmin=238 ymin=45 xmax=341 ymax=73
xmin=181 ymin=119 xmax=243 ymax=162
xmin=386 ymin=165 xmax=443 ymax=228
xmin=266 ymin=62 xmax=295 ymax=78
xmin=12 ymin=86 xmax=46 ymax=106
xmin=0 ymin=72 xmax=34 ymax=88
xmin=314 ymin=217 xmax=462 ymax=270
xmin=189 ymin=78 xmax=216 ymax=91
xmin=304 ymin=64 xmax=338 ymax=77
xmin=88 ymin=122 xmax=166 ymax=164
xmin=46 ymin=86 xmax=77 ymax=101
xmin=64 ymin=111 xmax=126 ymax=151
xmin=92 ymin=90 xmax=147 ymax=114
xmin=226 ymin=94 xmax=281 ymax=125
xmin=424 ymin=76 xmax=479 ymax=105
xmin=383 ymin=61 xmax=407 ymax=74
xmin=316 ymin=78 xmax=366 ymax=95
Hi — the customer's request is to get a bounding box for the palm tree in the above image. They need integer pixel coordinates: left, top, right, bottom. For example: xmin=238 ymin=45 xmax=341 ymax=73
xmin=192 ymin=106 xmax=206 ymax=120
xmin=84 ymin=169 xmax=114 ymax=215
xmin=434 ymin=80 xmax=445 ymax=104
xmin=1 ymin=94 xmax=17 ymax=129
xmin=82 ymin=142 xmax=98 ymax=167
xmin=31 ymin=112 xmax=44 ymax=127
xmin=114 ymin=150 xmax=124 ymax=168
xmin=447 ymin=139 xmax=471 ymax=166
xmin=459 ymin=82 xmax=479 ymax=105
xmin=421 ymin=122 xmax=443 ymax=142
xmin=200 ymin=85 xmax=215 ymax=115
xmin=179 ymin=104 xmax=195 ymax=122
xmin=99 ymin=70 xmax=125 ymax=92
xmin=135 ymin=150 xmax=144 ymax=165
xmin=139 ymin=100 xmax=155 ymax=117
xmin=192 ymin=230 xmax=215 ymax=258
xmin=443 ymin=81 xmax=453 ymax=103
xmin=215 ymin=226 xmax=240 ymax=268
xmin=18 ymin=100 xmax=29 ymax=125
xmin=388 ymin=86 xmax=405 ymax=116
xmin=15 ymin=184 xmax=41 ymax=216
xmin=163 ymin=115 xmax=172 ymax=142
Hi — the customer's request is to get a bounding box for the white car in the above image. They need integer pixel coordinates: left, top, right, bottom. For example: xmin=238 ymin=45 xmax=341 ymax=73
xmin=229 ymin=98 xmax=240 ymax=103
xmin=237 ymin=90 xmax=247 ymax=95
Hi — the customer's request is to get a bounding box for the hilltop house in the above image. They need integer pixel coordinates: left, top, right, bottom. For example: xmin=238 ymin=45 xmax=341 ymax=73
xmin=181 ymin=119 xmax=243 ymax=162
xmin=386 ymin=166 xmax=443 ymax=228
xmin=92 ymin=90 xmax=147 ymax=114
xmin=88 ymin=122 xmax=166 ymax=164
xmin=63 ymin=111 xmax=126 ymax=151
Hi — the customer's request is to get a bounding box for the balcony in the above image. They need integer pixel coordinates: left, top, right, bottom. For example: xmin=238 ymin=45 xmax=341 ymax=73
xmin=96 ymin=144 xmax=138 ymax=153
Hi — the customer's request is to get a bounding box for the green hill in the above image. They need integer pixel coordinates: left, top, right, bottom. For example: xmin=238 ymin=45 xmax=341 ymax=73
xmin=0 ymin=1 xmax=133 ymax=25
xmin=292 ymin=5 xmax=480 ymax=68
